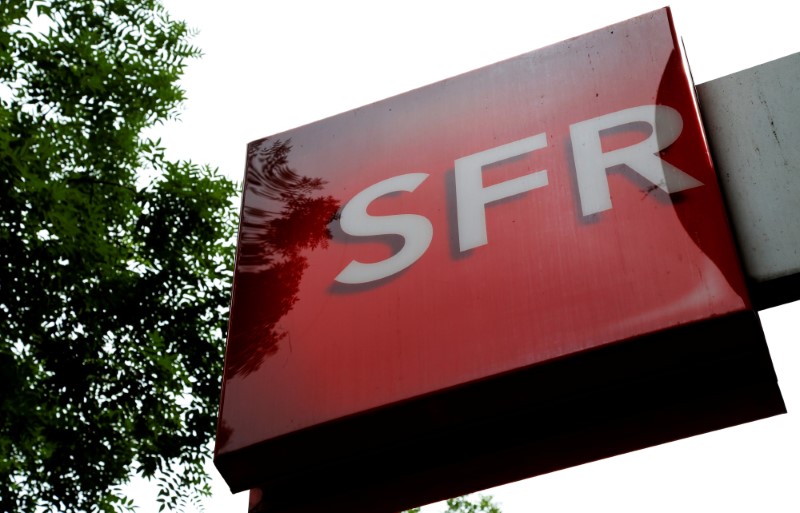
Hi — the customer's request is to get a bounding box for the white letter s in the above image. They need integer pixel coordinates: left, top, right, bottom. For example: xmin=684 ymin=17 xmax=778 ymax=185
xmin=335 ymin=173 xmax=432 ymax=284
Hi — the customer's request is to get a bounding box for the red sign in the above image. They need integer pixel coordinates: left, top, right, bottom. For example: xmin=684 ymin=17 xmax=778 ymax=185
xmin=216 ymin=8 xmax=783 ymax=512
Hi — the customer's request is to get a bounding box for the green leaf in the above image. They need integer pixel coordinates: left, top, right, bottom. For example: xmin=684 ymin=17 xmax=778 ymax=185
xmin=0 ymin=1 xmax=237 ymax=512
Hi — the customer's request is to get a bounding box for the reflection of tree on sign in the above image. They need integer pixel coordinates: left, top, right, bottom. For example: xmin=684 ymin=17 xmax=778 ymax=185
xmin=226 ymin=139 xmax=340 ymax=377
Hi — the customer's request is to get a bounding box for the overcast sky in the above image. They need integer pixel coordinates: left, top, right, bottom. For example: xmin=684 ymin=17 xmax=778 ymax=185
xmin=130 ymin=1 xmax=799 ymax=511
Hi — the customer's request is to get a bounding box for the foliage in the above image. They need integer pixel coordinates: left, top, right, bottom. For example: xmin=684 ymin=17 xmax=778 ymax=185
xmin=404 ymin=494 xmax=502 ymax=513
xmin=0 ymin=1 xmax=237 ymax=511
xmin=444 ymin=495 xmax=503 ymax=513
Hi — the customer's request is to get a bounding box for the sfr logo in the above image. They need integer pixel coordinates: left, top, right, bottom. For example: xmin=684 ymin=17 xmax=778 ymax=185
xmin=335 ymin=104 xmax=704 ymax=284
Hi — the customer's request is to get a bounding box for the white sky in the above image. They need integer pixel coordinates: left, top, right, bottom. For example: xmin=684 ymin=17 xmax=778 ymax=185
xmin=129 ymin=1 xmax=800 ymax=511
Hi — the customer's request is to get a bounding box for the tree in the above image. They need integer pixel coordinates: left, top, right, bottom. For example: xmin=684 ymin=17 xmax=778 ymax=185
xmin=0 ymin=1 xmax=237 ymax=511
xmin=404 ymin=494 xmax=503 ymax=513
xmin=443 ymin=495 xmax=503 ymax=513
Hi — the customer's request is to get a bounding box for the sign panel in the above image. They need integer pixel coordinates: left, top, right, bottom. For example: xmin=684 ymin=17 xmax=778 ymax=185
xmin=697 ymin=53 xmax=800 ymax=309
xmin=216 ymin=8 xmax=784 ymax=512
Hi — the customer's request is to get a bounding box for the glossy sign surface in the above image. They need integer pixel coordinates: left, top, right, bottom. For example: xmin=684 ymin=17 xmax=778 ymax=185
xmin=217 ymin=8 xmax=752 ymax=488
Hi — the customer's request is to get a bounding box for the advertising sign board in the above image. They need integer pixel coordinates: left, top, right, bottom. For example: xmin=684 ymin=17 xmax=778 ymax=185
xmin=216 ymin=8 xmax=784 ymax=512
xmin=697 ymin=53 xmax=800 ymax=309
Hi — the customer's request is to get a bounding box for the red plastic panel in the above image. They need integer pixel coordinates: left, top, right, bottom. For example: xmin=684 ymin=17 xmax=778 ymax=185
xmin=217 ymin=7 xmax=751 ymax=479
